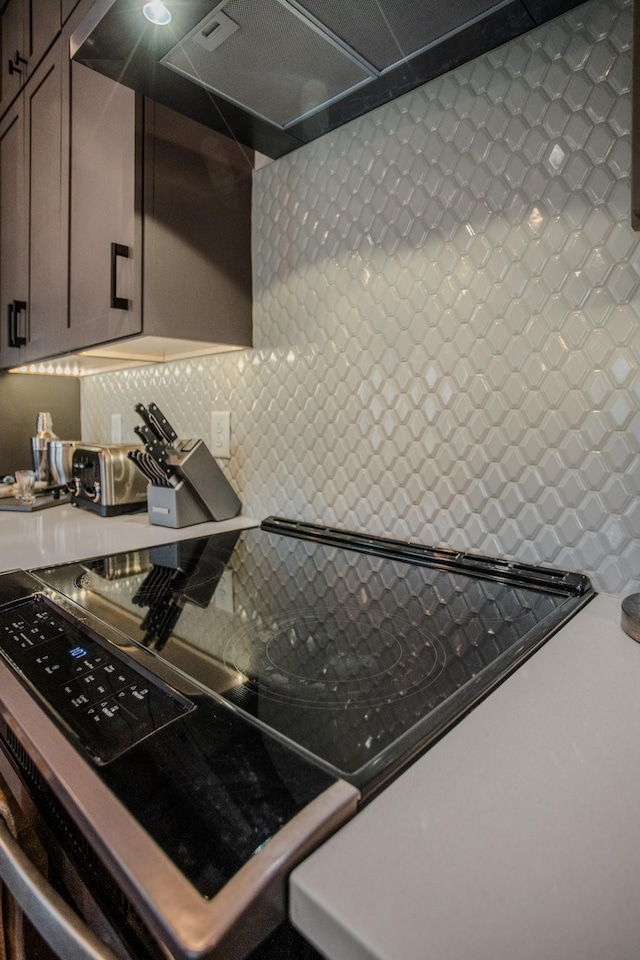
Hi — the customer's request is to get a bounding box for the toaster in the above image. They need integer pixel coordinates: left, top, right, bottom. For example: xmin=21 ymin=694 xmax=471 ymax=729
xmin=71 ymin=445 xmax=148 ymax=517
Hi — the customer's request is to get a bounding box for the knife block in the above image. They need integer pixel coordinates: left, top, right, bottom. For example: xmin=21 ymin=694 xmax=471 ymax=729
xmin=147 ymin=481 xmax=212 ymax=528
xmin=168 ymin=439 xmax=242 ymax=521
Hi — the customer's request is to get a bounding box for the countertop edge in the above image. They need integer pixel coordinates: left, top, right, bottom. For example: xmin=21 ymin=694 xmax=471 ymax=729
xmin=0 ymin=504 xmax=259 ymax=573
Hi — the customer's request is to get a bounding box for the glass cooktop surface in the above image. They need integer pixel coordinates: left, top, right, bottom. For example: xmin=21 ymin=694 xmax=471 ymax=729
xmin=33 ymin=518 xmax=594 ymax=792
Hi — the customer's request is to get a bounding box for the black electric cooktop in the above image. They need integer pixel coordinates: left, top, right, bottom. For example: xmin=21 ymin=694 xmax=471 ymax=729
xmin=29 ymin=517 xmax=595 ymax=795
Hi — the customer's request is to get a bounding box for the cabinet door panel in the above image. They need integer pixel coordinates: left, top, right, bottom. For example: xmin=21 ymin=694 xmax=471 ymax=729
xmin=143 ymin=101 xmax=252 ymax=348
xmin=29 ymin=0 xmax=61 ymax=70
xmin=0 ymin=103 xmax=27 ymax=368
xmin=0 ymin=0 xmax=25 ymax=118
xmin=24 ymin=46 xmax=69 ymax=362
xmin=61 ymin=0 xmax=82 ymax=23
xmin=67 ymin=62 xmax=139 ymax=352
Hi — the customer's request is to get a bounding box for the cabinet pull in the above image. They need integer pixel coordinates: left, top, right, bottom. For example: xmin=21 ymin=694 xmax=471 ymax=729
xmin=6 ymin=302 xmax=14 ymax=346
xmin=110 ymin=242 xmax=130 ymax=310
xmin=7 ymin=301 xmax=27 ymax=348
xmin=8 ymin=50 xmax=27 ymax=75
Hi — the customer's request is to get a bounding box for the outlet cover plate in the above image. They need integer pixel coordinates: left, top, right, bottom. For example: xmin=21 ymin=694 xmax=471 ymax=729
xmin=211 ymin=411 xmax=230 ymax=458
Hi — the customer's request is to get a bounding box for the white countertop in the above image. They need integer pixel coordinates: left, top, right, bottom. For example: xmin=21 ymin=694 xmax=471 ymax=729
xmin=291 ymin=592 xmax=640 ymax=960
xmin=0 ymin=502 xmax=258 ymax=572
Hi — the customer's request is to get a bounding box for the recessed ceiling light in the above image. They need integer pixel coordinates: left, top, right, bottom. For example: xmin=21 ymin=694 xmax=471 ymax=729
xmin=143 ymin=1 xmax=172 ymax=25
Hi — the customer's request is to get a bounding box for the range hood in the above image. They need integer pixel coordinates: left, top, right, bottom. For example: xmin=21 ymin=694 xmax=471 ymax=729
xmin=72 ymin=0 xmax=586 ymax=159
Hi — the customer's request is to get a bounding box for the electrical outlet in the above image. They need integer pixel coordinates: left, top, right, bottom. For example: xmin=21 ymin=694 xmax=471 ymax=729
xmin=211 ymin=411 xmax=230 ymax=458
xmin=111 ymin=414 xmax=122 ymax=444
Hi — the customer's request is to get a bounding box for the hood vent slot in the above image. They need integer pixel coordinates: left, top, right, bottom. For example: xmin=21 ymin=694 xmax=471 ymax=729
xmin=161 ymin=0 xmax=509 ymax=131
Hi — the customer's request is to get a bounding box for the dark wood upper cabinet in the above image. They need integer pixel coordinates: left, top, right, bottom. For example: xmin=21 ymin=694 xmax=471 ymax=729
xmin=0 ymin=0 xmax=25 ymax=118
xmin=25 ymin=42 xmax=69 ymax=361
xmin=29 ymin=0 xmax=62 ymax=68
xmin=66 ymin=62 xmax=138 ymax=353
xmin=0 ymin=0 xmax=61 ymax=119
xmin=0 ymin=98 xmax=28 ymax=367
xmin=139 ymin=97 xmax=253 ymax=354
xmin=0 ymin=41 xmax=68 ymax=369
xmin=0 ymin=0 xmax=252 ymax=371
xmin=63 ymin=63 xmax=253 ymax=362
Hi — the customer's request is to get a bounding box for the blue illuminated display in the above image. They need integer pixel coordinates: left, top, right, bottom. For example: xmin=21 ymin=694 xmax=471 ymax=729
xmin=70 ymin=646 xmax=87 ymax=659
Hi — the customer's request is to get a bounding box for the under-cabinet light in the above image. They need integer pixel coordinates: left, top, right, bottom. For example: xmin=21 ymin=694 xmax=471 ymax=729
xmin=7 ymin=338 xmax=246 ymax=377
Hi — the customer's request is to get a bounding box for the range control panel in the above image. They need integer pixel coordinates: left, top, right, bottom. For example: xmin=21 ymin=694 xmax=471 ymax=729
xmin=0 ymin=595 xmax=194 ymax=764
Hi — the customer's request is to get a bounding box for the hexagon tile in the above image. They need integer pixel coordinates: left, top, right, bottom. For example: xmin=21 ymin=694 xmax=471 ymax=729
xmin=82 ymin=0 xmax=640 ymax=597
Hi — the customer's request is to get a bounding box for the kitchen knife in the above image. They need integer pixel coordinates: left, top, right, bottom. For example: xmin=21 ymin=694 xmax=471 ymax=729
xmin=133 ymin=425 xmax=177 ymax=485
xmin=142 ymin=452 xmax=172 ymax=487
xmin=127 ymin=450 xmax=154 ymax=484
xmin=134 ymin=403 xmax=167 ymax=446
xmin=129 ymin=450 xmax=170 ymax=487
xmin=148 ymin=403 xmax=179 ymax=446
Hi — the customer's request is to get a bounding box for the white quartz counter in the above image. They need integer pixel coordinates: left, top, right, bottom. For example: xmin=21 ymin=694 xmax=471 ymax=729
xmin=291 ymin=592 xmax=640 ymax=960
xmin=0 ymin=502 xmax=258 ymax=572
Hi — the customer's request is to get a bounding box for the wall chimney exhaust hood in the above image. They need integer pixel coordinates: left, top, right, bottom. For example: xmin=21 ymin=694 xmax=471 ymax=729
xmin=72 ymin=0 xmax=586 ymax=159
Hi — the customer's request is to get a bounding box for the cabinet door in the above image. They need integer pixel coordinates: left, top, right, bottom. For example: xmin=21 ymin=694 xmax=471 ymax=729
xmin=0 ymin=0 xmax=25 ymax=118
xmin=28 ymin=0 xmax=61 ymax=70
xmin=23 ymin=43 xmax=69 ymax=363
xmin=0 ymin=0 xmax=60 ymax=120
xmin=67 ymin=61 xmax=139 ymax=353
xmin=142 ymin=101 xmax=252 ymax=348
xmin=0 ymin=100 xmax=28 ymax=369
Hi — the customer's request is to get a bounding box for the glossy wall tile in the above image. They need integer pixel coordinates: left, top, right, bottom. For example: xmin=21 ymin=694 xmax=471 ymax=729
xmin=82 ymin=0 xmax=640 ymax=597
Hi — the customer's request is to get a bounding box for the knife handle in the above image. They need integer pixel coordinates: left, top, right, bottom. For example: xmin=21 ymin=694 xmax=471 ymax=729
xmin=148 ymin=403 xmax=178 ymax=445
xmin=133 ymin=426 xmax=175 ymax=484
xmin=134 ymin=404 xmax=166 ymax=445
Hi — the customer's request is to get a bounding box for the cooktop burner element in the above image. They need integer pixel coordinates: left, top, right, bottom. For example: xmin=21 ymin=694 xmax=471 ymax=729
xmin=33 ymin=517 xmax=595 ymax=795
xmin=221 ymin=606 xmax=446 ymax=707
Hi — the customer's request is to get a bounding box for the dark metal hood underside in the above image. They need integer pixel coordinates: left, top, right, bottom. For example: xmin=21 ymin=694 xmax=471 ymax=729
xmin=72 ymin=0 xmax=586 ymax=159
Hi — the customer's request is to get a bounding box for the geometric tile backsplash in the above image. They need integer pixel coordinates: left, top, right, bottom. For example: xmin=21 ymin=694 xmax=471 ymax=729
xmin=82 ymin=0 xmax=640 ymax=597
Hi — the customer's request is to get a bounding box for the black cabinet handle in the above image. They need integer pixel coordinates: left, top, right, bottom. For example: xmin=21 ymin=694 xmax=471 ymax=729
xmin=7 ymin=302 xmax=14 ymax=346
xmin=110 ymin=242 xmax=130 ymax=310
xmin=14 ymin=300 xmax=27 ymax=346
xmin=8 ymin=50 xmax=26 ymax=75
xmin=8 ymin=300 xmax=27 ymax=348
